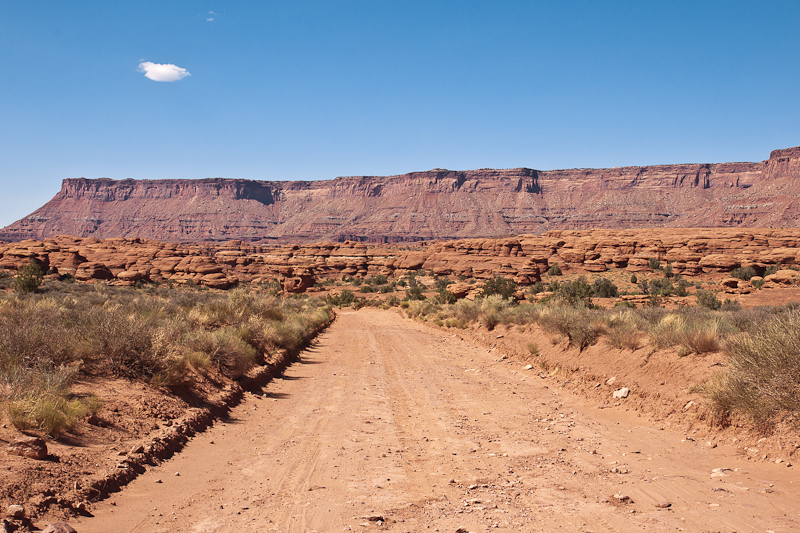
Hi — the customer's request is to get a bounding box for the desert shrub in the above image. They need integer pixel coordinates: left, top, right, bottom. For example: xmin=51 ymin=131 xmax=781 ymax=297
xmin=325 ymin=289 xmax=356 ymax=307
xmin=696 ymin=290 xmax=722 ymax=310
xmin=648 ymin=258 xmax=662 ymax=271
xmin=752 ymin=278 xmax=765 ymax=290
xmin=528 ymin=281 xmax=545 ymax=295
xmin=12 ymin=260 xmax=44 ymax=294
xmin=547 ymin=264 xmax=562 ymax=276
xmin=647 ymin=278 xmax=674 ymax=297
xmin=359 ymin=285 xmax=376 ymax=293
xmin=435 ymin=290 xmax=458 ymax=305
xmin=705 ymin=310 xmax=800 ymax=429
xmin=764 ymin=263 xmax=781 ymax=277
xmin=386 ymin=294 xmax=400 ymax=307
xmin=480 ymin=295 xmax=512 ymax=330
xmin=630 ymin=274 xmax=638 ymax=284
xmin=406 ymin=299 xmax=436 ymax=319
xmin=5 ymin=365 xmax=98 ymax=435
xmin=553 ymin=277 xmax=593 ymax=307
xmin=592 ymin=277 xmax=618 ymax=298
xmin=607 ymin=325 xmax=641 ymax=351
xmin=731 ymin=266 xmax=757 ymax=281
xmin=538 ymin=307 xmax=603 ymax=351
xmin=527 ymin=342 xmax=540 ymax=356
xmin=366 ymin=275 xmax=388 ymax=286
xmin=452 ymin=298 xmax=481 ymax=323
xmin=406 ymin=286 xmax=426 ymax=301
xmin=504 ymin=303 xmax=541 ymax=325
xmin=721 ymin=298 xmax=742 ymax=312
xmin=663 ymin=263 xmax=674 ymax=278
xmin=481 ymin=277 xmax=517 ymax=300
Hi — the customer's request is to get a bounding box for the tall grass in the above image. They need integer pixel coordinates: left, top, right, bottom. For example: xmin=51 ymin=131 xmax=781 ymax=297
xmin=0 ymin=282 xmax=332 ymax=435
xmin=704 ymin=310 xmax=800 ymax=429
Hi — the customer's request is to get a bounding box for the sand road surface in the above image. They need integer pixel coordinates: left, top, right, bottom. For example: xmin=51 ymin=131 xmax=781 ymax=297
xmin=74 ymin=308 xmax=799 ymax=532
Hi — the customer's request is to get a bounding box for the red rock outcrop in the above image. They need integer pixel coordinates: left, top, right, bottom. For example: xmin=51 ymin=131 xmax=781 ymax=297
xmin=2 ymin=146 xmax=799 ymax=244
xmin=2 ymin=229 xmax=800 ymax=290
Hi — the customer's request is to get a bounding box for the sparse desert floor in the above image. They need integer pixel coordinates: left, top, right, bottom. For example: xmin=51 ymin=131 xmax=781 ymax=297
xmin=65 ymin=309 xmax=800 ymax=533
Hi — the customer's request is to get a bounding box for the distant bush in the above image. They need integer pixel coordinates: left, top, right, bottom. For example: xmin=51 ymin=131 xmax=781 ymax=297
xmin=13 ymin=260 xmax=43 ymax=294
xmin=630 ymin=274 xmax=638 ymax=284
xmin=529 ymin=281 xmax=545 ymax=295
xmin=764 ymin=264 xmax=781 ymax=277
xmin=731 ymin=266 xmax=757 ymax=281
xmin=663 ymin=263 xmax=674 ymax=278
xmin=696 ymin=290 xmax=722 ymax=310
xmin=547 ymin=264 xmax=563 ymax=276
xmin=648 ymin=258 xmax=662 ymax=271
xmin=592 ymin=277 xmax=619 ymax=298
xmin=481 ymin=277 xmax=517 ymax=300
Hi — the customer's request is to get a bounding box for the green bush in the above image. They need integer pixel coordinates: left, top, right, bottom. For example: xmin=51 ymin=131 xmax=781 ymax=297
xmin=13 ymin=260 xmax=43 ymax=294
xmin=731 ymin=266 xmax=757 ymax=281
xmin=648 ymin=258 xmax=662 ymax=271
xmin=547 ymin=264 xmax=563 ymax=276
xmin=554 ymin=278 xmax=593 ymax=307
xmin=697 ymin=290 xmax=721 ymax=310
xmin=481 ymin=277 xmax=517 ymax=300
xmin=630 ymin=274 xmax=638 ymax=284
xmin=592 ymin=277 xmax=619 ymax=298
xmin=529 ymin=281 xmax=545 ymax=295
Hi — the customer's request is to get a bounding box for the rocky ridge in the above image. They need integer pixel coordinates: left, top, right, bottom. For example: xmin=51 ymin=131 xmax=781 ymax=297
xmin=2 ymin=228 xmax=800 ymax=292
xmin=1 ymin=146 xmax=799 ymax=243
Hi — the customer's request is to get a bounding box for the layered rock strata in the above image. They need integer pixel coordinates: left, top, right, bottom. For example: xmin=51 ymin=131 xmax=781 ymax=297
xmin=2 ymin=228 xmax=799 ymax=291
xmin=1 ymin=146 xmax=799 ymax=243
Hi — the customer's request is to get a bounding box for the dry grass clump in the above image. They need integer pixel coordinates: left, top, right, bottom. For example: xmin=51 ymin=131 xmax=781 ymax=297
xmin=704 ymin=310 xmax=800 ymax=430
xmin=0 ymin=282 xmax=332 ymax=435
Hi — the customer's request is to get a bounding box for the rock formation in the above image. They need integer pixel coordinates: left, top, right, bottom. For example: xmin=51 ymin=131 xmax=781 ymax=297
xmin=1 ymin=146 xmax=799 ymax=243
xmin=2 ymin=228 xmax=799 ymax=290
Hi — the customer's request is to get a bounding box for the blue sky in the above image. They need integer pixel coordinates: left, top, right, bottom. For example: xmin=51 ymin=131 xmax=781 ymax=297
xmin=2 ymin=1 xmax=799 ymax=228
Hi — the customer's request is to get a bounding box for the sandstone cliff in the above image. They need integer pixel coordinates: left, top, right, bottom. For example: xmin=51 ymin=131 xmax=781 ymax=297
xmin=1 ymin=146 xmax=798 ymax=243
xmin=2 ymin=229 xmax=799 ymax=291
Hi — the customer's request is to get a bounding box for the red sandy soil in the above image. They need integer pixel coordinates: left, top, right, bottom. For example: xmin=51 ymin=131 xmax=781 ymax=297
xmin=36 ymin=308 xmax=796 ymax=533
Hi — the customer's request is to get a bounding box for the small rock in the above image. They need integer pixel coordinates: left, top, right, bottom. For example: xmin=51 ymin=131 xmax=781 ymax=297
xmin=606 ymin=377 xmax=616 ymax=385
xmin=710 ymin=467 xmax=732 ymax=477
xmin=613 ymin=494 xmax=633 ymax=503
xmin=42 ymin=523 xmax=77 ymax=533
xmin=174 ymin=472 xmax=180 ymax=476
xmin=524 ymin=364 xmax=533 ymax=370
xmin=654 ymin=501 xmax=672 ymax=508
xmin=6 ymin=505 xmax=24 ymax=519
xmin=154 ymin=479 xmax=162 ymax=484
xmin=362 ymin=515 xmax=384 ymax=522
xmin=130 ymin=444 xmax=145 ymax=454
xmin=706 ymin=441 xmax=717 ymax=448
xmin=612 ymin=387 xmax=630 ymax=399
xmin=7 ymin=436 xmax=47 ymax=460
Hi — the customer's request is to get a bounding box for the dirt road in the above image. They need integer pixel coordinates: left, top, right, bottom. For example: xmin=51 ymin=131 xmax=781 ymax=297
xmin=73 ymin=309 xmax=800 ymax=532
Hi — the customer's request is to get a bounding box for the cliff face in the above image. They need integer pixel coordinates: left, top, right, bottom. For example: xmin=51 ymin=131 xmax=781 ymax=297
xmin=1 ymin=146 xmax=798 ymax=243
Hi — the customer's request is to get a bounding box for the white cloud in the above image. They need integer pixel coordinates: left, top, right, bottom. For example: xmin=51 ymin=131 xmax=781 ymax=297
xmin=206 ymin=11 xmax=217 ymax=22
xmin=137 ymin=61 xmax=191 ymax=82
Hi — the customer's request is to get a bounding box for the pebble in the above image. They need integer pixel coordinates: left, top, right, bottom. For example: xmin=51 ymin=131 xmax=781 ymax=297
xmin=42 ymin=523 xmax=77 ymax=533
xmin=612 ymin=388 xmax=630 ymax=399
xmin=6 ymin=505 xmax=24 ymax=519
xmin=654 ymin=501 xmax=672 ymax=508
